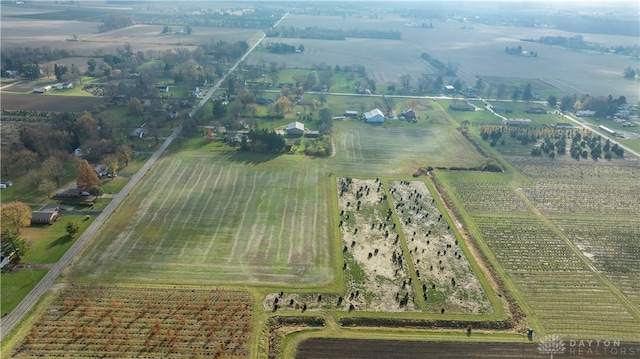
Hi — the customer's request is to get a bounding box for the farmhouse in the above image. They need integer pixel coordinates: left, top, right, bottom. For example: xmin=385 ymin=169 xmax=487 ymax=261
xmin=56 ymin=189 xmax=85 ymax=198
xmin=93 ymin=164 xmax=109 ymax=177
xmin=31 ymin=210 xmax=60 ymax=225
xmin=503 ymin=118 xmax=532 ymax=126
xmin=155 ymin=85 xmax=169 ymax=93
xmin=444 ymin=85 xmax=456 ymax=93
xmin=285 ymin=121 xmax=305 ymax=136
xmin=525 ymin=107 xmax=547 ymax=114
xmin=130 ymin=128 xmax=148 ymax=139
xmin=364 ymin=108 xmax=385 ymax=123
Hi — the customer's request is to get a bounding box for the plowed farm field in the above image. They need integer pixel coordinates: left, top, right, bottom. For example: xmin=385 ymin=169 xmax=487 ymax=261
xmin=70 ymin=150 xmax=334 ymax=286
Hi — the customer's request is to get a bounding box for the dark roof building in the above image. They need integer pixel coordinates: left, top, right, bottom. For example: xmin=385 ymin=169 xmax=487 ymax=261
xmin=31 ymin=210 xmax=60 ymax=224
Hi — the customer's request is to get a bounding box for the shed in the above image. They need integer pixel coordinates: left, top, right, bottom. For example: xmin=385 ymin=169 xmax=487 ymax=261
xmin=344 ymin=110 xmax=359 ymax=118
xmin=525 ymin=107 xmax=547 ymax=114
xmin=31 ymin=210 xmax=60 ymax=224
xmin=492 ymin=106 xmax=513 ymax=114
xmin=285 ymin=121 xmax=305 ymax=136
xmin=364 ymin=108 xmax=385 ymax=123
xmin=503 ymin=118 xmax=532 ymax=126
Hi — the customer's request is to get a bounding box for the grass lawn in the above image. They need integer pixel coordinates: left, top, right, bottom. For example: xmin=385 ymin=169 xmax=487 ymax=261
xmin=100 ymin=176 xmax=129 ymax=194
xmin=21 ymin=215 xmax=96 ymax=264
xmin=0 ymin=268 xmax=48 ymax=315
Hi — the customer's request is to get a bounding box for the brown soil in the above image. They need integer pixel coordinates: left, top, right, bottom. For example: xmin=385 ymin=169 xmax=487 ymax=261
xmin=0 ymin=93 xmax=105 ymax=112
xmin=296 ymin=338 xmax=638 ymax=359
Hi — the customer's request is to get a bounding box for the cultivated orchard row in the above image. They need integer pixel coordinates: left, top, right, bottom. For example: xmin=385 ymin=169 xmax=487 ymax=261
xmin=263 ymin=177 xmax=493 ymax=316
xmin=14 ymin=287 xmax=252 ymax=358
xmin=441 ymin=158 xmax=640 ymax=341
xmin=470 ymin=212 xmax=640 ymax=340
xmin=451 ymin=181 xmax=529 ymax=215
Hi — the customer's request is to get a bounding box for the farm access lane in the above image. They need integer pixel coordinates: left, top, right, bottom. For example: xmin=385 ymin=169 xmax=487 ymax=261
xmin=0 ymin=11 xmax=290 ymax=341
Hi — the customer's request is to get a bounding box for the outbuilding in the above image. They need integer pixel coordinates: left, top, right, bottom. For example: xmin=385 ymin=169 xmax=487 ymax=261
xmin=503 ymin=118 xmax=532 ymax=126
xmin=344 ymin=110 xmax=359 ymax=118
xmin=364 ymin=108 xmax=385 ymax=123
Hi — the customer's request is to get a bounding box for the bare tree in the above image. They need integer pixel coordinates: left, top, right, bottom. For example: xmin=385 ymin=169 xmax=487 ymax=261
xmin=400 ymin=74 xmax=412 ymax=90
xmin=42 ymin=156 xmax=65 ymax=188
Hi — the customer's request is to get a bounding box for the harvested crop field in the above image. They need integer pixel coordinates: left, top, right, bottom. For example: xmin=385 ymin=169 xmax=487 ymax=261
xmin=0 ymin=93 xmax=104 ymax=112
xmin=295 ymin=338 xmax=640 ymax=359
xmin=70 ymin=150 xmax=334 ymax=286
xmin=250 ymin=13 xmax=640 ymax=101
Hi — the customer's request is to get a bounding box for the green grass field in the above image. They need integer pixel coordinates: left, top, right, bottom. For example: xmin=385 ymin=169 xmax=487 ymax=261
xmin=21 ymin=215 xmax=96 ymax=264
xmin=0 ymin=268 xmax=48 ymax=314
xmin=70 ymin=149 xmax=335 ymax=286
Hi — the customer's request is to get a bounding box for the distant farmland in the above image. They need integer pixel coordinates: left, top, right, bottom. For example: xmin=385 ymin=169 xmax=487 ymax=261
xmin=249 ymin=13 xmax=639 ymax=102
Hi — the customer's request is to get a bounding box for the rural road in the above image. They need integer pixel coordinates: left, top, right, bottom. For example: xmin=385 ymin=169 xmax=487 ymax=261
xmin=0 ymin=124 xmax=181 ymax=339
xmin=0 ymin=13 xmax=289 ymax=340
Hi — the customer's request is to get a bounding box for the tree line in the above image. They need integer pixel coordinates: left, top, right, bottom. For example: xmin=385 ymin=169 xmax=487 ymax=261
xmin=420 ymin=52 xmax=458 ymax=76
xmin=266 ymin=26 xmax=401 ymax=40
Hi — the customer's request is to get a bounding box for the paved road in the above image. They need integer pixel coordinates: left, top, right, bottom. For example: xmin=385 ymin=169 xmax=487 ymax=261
xmin=0 ymin=124 xmax=180 ymax=339
xmin=0 ymin=12 xmax=287 ymax=340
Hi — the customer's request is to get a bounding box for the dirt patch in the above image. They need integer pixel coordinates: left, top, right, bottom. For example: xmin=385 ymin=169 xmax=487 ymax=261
xmin=263 ymin=177 xmax=493 ymax=316
xmin=296 ymin=338 xmax=558 ymax=359
xmin=389 ymin=180 xmax=492 ymax=314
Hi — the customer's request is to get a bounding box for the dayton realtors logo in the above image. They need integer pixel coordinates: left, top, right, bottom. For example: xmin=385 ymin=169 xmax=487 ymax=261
xmin=539 ymin=334 xmax=566 ymax=358
xmin=539 ymin=335 xmax=638 ymax=357
xmin=566 ymin=339 xmax=637 ymax=357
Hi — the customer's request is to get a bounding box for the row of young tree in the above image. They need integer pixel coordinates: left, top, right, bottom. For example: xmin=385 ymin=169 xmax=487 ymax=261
xmin=479 ymin=126 xmax=624 ymax=160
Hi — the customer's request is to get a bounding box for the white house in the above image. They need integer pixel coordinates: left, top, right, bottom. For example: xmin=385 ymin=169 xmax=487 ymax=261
xmin=364 ymin=108 xmax=385 ymax=123
xmin=285 ymin=121 xmax=305 ymax=136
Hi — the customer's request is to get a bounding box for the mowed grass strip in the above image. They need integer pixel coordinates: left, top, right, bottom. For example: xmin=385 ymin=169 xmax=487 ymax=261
xmin=331 ymin=120 xmax=485 ymax=175
xmin=71 ymin=151 xmax=333 ymax=286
